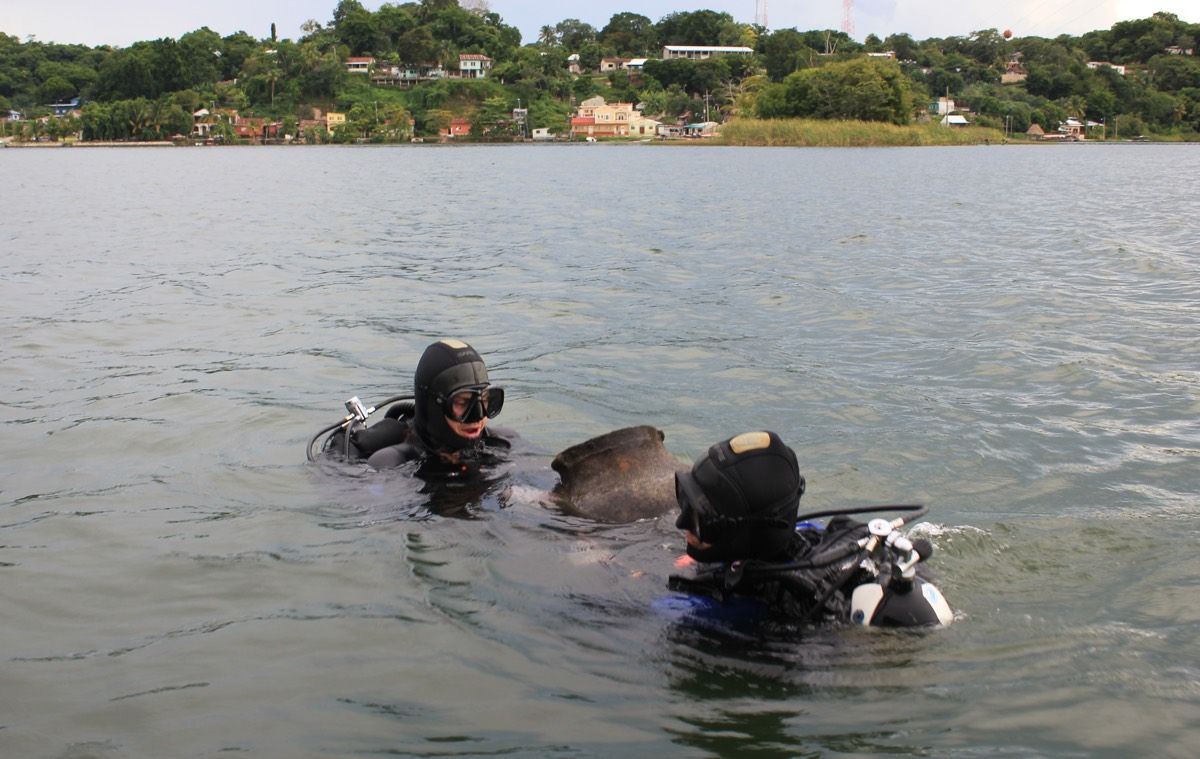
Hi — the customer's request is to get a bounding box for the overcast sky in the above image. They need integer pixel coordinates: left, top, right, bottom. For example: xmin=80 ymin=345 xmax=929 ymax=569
xmin=2 ymin=1 xmax=1194 ymax=48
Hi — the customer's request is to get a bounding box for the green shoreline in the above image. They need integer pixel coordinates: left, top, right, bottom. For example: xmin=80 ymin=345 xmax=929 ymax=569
xmin=716 ymin=118 xmax=1000 ymax=147
xmin=5 ymin=119 xmax=1190 ymax=149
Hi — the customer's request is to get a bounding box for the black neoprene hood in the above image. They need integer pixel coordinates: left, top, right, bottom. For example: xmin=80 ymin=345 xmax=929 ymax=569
xmin=676 ymin=431 xmax=804 ymax=562
xmin=412 ymin=339 xmax=490 ymax=451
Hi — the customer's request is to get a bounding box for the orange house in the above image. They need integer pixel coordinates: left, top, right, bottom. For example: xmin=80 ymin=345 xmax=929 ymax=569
xmin=439 ymin=117 xmax=472 ymax=139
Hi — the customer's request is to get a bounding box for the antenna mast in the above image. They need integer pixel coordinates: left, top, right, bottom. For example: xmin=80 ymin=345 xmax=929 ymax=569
xmin=755 ymin=0 xmax=768 ymax=28
xmin=841 ymin=0 xmax=854 ymax=36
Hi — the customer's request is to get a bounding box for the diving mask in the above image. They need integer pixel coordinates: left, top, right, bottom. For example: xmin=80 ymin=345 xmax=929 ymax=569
xmin=438 ymin=385 xmax=504 ymax=423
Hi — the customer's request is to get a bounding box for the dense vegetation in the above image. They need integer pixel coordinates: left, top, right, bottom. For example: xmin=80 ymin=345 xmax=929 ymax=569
xmin=1 ymin=1 xmax=1197 ymax=142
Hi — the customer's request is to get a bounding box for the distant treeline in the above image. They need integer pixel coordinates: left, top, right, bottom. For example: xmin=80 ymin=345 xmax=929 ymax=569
xmin=1 ymin=1 xmax=1197 ymax=141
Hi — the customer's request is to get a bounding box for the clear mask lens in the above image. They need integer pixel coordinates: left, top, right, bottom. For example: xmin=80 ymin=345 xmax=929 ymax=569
xmin=442 ymin=386 xmax=504 ymax=423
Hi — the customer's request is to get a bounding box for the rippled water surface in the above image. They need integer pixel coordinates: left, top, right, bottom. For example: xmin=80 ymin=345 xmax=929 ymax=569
xmin=2 ymin=143 xmax=1199 ymax=758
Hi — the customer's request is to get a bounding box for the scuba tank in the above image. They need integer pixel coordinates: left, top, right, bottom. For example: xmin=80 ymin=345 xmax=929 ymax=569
xmin=850 ymin=575 xmax=953 ymax=627
xmin=844 ymin=516 xmax=955 ymax=629
xmin=847 ymin=517 xmax=953 ymax=627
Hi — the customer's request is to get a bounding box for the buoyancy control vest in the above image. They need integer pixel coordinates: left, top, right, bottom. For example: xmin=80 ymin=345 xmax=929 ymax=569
xmin=668 ymin=517 xmax=877 ymax=624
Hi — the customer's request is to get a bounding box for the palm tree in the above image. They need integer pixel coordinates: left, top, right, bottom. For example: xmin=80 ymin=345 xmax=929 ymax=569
xmin=265 ymin=52 xmax=282 ymax=106
xmin=1063 ymin=95 xmax=1087 ymax=121
xmin=126 ymin=99 xmax=150 ymax=140
xmin=146 ymin=99 xmax=171 ymax=139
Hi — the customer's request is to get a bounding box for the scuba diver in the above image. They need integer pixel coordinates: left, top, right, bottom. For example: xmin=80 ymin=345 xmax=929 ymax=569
xmin=308 ymin=358 xmax=952 ymax=621
xmin=668 ymin=431 xmax=953 ymax=627
xmin=308 ymin=339 xmax=514 ymax=484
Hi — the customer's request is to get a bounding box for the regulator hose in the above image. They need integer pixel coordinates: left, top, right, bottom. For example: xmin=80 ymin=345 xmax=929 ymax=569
xmin=795 ymin=504 xmax=927 ymax=523
xmin=733 ymin=505 xmax=929 ymax=577
xmin=305 ymin=395 xmax=414 ymax=462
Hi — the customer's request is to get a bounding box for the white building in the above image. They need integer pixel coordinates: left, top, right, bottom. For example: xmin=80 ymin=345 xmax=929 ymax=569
xmin=457 ymin=54 xmax=492 ymax=79
xmin=662 ymin=45 xmax=753 ymax=60
xmin=932 ymin=97 xmax=956 ymax=116
xmin=1086 ymin=61 xmax=1126 ymax=75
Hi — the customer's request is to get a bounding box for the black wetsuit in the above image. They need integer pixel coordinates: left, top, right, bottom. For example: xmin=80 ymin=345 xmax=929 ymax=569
xmin=323 ymin=412 xmax=515 ymax=517
xmin=669 ymin=518 xmax=876 ymax=624
xmin=335 ymin=412 xmax=513 ymax=474
xmin=364 ymin=417 xmax=513 ymax=476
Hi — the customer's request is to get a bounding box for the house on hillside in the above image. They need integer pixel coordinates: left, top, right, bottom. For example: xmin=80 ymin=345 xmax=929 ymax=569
xmin=369 ymin=53 xmax=488 ymax=85
xmin=941 ymin=114 xmax=969 ymax=127
xmin=1002 ymin=53 xmax=1027 ymax=84
xmin=372 ymin=63 xmax=447 ymax=86
xmin=569 ymin=116 xmax=596 ymax=138
xmin=683 ymin=121 xmax=720 ymax=138
xmin=346 ymin=57 xmax=374 ymax=74
xmin=576 ymin=96 xmax=634 ymax=122
xmin=1059 ymin=118 xmax=1086 ymax=139
xmin=628 ymin=115 xmax=661 ymax=137
xmin=456 ymin=54 xmax=492 ymax=79
xmin=931 ymin=96 xmax=956 ymax=116
xmin=233 ymin=116 xmax=281 ymax=142
xmin=49 ymin=98 xmax=80 ymax=117
xmin=570 ymin=96 xmax=635 ymax=137
xmin=570 ymin=116 xmax=633 ymax=139
xmin=439 ymin=117 xmax=472 ymax=140
xmin=191 ymin=108 xmax=214 ymax=138
xmin=662 ymin=45 xmax=753 ymax=60
xmin=1086 ymin=61 xmax=1126 ymax=75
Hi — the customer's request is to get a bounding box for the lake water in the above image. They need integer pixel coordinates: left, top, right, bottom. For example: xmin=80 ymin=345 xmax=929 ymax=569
xmin=2 ymin=142 xmax=1198 ymax=758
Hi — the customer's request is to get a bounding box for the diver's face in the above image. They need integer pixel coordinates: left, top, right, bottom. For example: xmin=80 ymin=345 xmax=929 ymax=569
xmin=445 ymin=390 xmax=488 ymax=439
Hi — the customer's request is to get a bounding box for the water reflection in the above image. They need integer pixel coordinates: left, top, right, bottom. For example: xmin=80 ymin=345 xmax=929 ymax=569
xmin=661 ymin=617 xmax=955 ymax=756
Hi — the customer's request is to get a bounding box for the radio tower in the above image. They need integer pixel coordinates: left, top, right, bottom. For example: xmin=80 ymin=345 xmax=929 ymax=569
xmin=841 ymin=0 xmax=854 ymax=36
xmin=755 ymin=0 xmax=768 ymax=28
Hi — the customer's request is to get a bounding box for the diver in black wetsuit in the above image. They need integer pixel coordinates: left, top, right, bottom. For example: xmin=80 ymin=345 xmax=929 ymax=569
xmin=341 ymin=339 xmax=514 ymax=480
xmin=670 ymin=430 xmax=868 ymax=623
xmin=669 ymin=431 xmax=951 ymax=626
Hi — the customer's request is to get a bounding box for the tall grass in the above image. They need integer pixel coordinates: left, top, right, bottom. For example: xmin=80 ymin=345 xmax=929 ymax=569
xmin=717 ymin=118 xmax=1005 ymax=147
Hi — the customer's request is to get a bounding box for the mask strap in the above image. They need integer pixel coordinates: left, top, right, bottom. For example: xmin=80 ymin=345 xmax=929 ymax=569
xmin=677 ymin=472 xmax=717 ymax=540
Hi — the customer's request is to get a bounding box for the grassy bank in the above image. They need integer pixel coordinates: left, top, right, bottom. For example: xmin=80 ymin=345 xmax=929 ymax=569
xmin=718 ymin=118 xmax=1006 ymax=147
